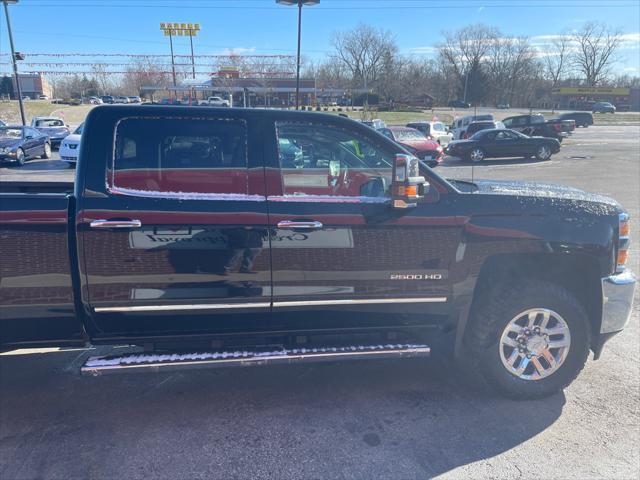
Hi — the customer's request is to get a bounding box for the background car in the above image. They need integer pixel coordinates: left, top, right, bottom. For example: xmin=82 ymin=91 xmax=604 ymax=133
xmin=0 ymin=125 xmax=51 ymax=166
xmin=30 ymin=116 xmax=70 ymax=149
xmin=448 ymin=99 xmax=471 ymax=108
xmin=592 ymin=101 xmax=615 ymax=113
xmin=450 ymin=114 xmax=494 ymax=140
xmin=37 ymin=94 xmax=49 ymax=100
xmin=114 ymin=96 xmax=130 ymax=104
xmin=461 ymin=120 xmax=504 ymax=139
xmin=58 ymin=122 xmax=84 ymax=167
xmin=128 ymin=96 xmax=142 ymax=103
xmin=497 ymin=103 xmax=510 ymax=109
xmin=88 ymin=96 xmax=103 ymax=105
xmin=101 ymin=95 xmax=115 ymax=104
xmin=405 ymin=121 xmax=453 ymax=146
xmin=361 ymin=118 xmax=387 ymax=130
xmin=557 ymin=111 xmax=593 ymax=128
xmin=445 ymin=128 xmax=560 ymax=163
xmin=378 ymin=126 xmax=443 ymax=167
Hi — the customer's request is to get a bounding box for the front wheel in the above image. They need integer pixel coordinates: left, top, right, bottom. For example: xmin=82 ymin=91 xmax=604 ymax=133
xmin=465 ymin=280 xmax=590 ymax=399
xmin=41 ymin=142 xmax=51 ymax=159
xmin=535 ymin=145 xmax=552 ymax=160
xmin=468 ymin=148 xmax=485 ymax=163
xmin=15 ymin=148 xmax=26 ymax=166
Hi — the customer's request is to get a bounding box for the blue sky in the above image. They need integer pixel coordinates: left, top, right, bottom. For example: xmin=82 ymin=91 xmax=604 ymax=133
xmin=1 ymin=0 xmax=639 ymax=79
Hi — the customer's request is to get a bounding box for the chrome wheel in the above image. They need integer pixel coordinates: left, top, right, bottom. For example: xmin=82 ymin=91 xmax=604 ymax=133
xmin=43 ymin=142 xmax=51 ymax=158
xmin=15 ymin=148 xmax=25 ymax=166
xmin=470 ymin=148 xmax=484 ymax=162
xmin=499 ymin=308 xmax=571 ymax=381
xmin=536 ymin=146 xmax=551 ymax=160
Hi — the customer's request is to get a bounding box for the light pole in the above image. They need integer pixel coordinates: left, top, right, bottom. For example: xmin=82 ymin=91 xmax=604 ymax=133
xmin=3 ymin=0 xmax=26 ymax=125
xmin=276 ymin=0 xmax=319 ymax=110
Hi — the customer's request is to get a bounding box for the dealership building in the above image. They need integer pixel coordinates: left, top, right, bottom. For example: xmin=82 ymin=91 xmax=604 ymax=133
xmin=550 ymin=86 xmax=640 ymax=111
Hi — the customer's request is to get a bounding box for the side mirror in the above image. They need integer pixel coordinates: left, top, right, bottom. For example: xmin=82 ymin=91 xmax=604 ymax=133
xmin=391 ymin=154 xmax=427 ymax=209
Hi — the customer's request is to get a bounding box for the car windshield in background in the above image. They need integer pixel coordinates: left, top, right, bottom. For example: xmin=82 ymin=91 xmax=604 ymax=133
xmin=36 ymin=119 xmax=64 ymax=127
xmin=0 ymin=128 xmax=22 ymax=139
xmin=432 ymin=122 xmax=446 ymax=131
xmin=394 ymin=129 xmax=426 ymax=141
xmin=74 ymin=123 xmax=84 ymax=135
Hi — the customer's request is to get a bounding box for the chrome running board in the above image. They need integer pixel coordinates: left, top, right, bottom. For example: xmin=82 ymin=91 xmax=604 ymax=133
xmin=81 ymin=344 xmax=431 ymax=376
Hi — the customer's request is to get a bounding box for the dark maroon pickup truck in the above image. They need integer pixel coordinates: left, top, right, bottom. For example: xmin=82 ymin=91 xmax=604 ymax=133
xmin=0 ymin=106 xmax=635 ymax=399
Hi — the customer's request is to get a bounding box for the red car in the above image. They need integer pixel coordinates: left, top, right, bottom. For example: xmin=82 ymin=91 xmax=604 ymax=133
xmin=378 ymin=126 xmax=443 ymax=167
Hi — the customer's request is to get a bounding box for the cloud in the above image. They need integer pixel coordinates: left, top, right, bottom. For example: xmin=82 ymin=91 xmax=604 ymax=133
xmin=406 ymin=46 xmax=438 ymax=55
xmin=218 ymin=47 xmax=257 ymax=55
xmin=478 ymin=6 xmax=484 ymax=13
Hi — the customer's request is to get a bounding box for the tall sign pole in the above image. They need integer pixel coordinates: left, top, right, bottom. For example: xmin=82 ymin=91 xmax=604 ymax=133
xmin=3 ymin=0 xmax=26 ymax=125
xmin=160 ymin=23 xmax=200 ymax=99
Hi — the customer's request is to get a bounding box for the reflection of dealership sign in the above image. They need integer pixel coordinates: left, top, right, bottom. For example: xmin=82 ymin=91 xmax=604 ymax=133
xmin=129 ymin=227 xmax=353 ymax=249
xmin=551 ymin=87 xmax=630 ymax=96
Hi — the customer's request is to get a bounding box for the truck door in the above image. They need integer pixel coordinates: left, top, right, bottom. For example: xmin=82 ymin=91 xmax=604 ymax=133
xmin=264 ymin=118 xmax=459 ymax=332
xmin=78 ymin=113 xmax=271 ymax=337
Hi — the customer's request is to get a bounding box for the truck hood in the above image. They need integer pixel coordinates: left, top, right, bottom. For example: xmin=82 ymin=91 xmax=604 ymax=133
xmin=471 ymin=179 xmax=622 ymax=209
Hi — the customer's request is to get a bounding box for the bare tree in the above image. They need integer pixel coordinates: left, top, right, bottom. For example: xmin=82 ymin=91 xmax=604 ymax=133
xmin=571 ymin=22 xmax=622 ymax=86
xmin=331 ymin=23 xmax=397 ymax=91
xmin=544 ymin=35 xmax=571 ymax=87
xmin=486 ymin=36 xmax=537 ymax=105
xmin=438 ymin=24 xmax=499 ymax=102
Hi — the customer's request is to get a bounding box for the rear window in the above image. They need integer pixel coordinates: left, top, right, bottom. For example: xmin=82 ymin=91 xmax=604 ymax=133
xmin=111 ymin=117 xmax=248 ymax=196
xmin=392 ymin=129 xmax=426 ymax=141
xmin=531 ymin=115 xmax=544 ymax=124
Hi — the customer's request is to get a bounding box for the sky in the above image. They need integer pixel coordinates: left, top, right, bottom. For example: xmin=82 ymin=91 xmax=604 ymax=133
xmin=1 ymin=0 xmax=639 ymax=80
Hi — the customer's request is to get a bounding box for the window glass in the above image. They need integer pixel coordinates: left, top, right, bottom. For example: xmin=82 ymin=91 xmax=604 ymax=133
xmin=275 ymin=122 xmax=395 ymax=198
xmin=112 ymin=118 xmax=248 ymax=195
xmin=531 ymin=116 xmax=544 ymax=124
xmin=393 ymin=129 xmax=426 ymax=141
xmin=433 ymin=122 xmax=445 ymax=131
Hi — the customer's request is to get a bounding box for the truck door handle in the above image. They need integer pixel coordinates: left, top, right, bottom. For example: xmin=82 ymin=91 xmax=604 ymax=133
xmin=277 ymin=220 xmax=323 ymax=230
xmin=90 ymin=219 xmax=142 ymax=229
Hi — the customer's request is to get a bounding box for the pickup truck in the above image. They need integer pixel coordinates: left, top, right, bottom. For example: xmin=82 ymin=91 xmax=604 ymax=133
xmin=502 ymin=114 xmax=574 ymax=141
xmin=0 ymin=106 xmax=635 ymax=399
xmin=198 ymin=96 xmax=230 ymax=107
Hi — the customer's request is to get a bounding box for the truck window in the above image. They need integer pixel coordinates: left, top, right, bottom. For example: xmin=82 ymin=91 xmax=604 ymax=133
xmin=111 ymin=118 xmax=248 ymax=196
xmin=275 ymin=122 xmax=394 ymax=198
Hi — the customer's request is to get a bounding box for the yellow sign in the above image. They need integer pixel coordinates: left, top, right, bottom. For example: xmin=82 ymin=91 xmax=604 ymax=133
xmin=552 ymin=87 xmax=630 ymax=96
xmin=160 ymin=22 xmax=200 ymax=35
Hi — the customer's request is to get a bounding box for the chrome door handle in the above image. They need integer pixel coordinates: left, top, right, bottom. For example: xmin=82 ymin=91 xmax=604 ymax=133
xmin=277 ymin=220 xmax=323 ymax=230
xmin=90 ymin=219 xmax=142 ymax=229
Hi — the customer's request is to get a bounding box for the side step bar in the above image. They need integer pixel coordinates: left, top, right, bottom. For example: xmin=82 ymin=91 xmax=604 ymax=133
xmin=81 ymin=344 xmax=431 ymax=376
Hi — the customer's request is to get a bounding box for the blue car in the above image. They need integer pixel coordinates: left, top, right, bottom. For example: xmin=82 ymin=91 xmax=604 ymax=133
xmin=0 ymin=125 xmax=51 ymax=166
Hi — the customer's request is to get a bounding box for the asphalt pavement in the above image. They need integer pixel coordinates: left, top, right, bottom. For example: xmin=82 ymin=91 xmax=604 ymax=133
xmin=0 ymin=125 xmax=639 ymax=480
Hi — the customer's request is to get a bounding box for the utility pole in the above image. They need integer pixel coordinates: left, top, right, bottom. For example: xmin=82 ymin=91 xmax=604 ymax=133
xmin=3 ymin=0 xmax=26 ymax=125
xmin=168 ymin=30 xmax=177 ymax=88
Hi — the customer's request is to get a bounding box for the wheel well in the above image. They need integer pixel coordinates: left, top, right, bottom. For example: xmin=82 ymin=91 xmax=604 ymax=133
xmin=468 ymin=253 xmax=602 ymax=348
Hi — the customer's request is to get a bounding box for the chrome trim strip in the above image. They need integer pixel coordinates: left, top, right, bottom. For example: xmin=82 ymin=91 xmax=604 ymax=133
xmin=93 ymin=297 xmax=447 ymax=312
xmin=273 ymin=297 xmax=447 ymax=307
xmin=90 ymin=219 xmax=142 ymax=229
xmin=277 ymin=220 xmax=323 ymax=230
xmin=94 ymin=302 xmax=270 ymax=313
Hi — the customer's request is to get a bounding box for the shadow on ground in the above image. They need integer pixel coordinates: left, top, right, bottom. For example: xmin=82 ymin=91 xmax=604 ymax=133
xmin=0 ymin=348 xmax=564 ymax=479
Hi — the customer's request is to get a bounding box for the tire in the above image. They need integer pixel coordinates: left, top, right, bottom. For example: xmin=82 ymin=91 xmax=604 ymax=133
xmin=465 ymin=280 xmax=591 ymax=399
xmin=41 ymin=142 xmax=51 ymax=159
xmin=535 ymin=145 xmax=552 ymax=161
xmin=15 ymin=148 xmax=25 ymax=166
xmin=468 ymin=148 xmax=485 ymax=163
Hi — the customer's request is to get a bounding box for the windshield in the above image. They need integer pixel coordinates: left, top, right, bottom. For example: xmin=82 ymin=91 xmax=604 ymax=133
xmin=74 ymin=123 xmax=84 ymax=135
xmin=393 ymin=129 xmax=426 ymax=141
xmin=36 ymin=119 xmax=64 ymax=127
xmin=432 ymin=122 xmax=445 ymax=131
xmin=0 ymin=128 xmax=22 ymax=139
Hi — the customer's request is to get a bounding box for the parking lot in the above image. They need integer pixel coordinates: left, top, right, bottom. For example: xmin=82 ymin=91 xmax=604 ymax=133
xmin=0 ymin=124 xmax=639 ymax=479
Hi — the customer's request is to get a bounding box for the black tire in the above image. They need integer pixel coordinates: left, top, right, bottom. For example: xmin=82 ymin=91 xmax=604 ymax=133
xmin=41 ymin=142 xmax=51 ymax=159
xmin=464 ymin=280 xmax=591 ymax=399
xmin=15 ymin=148 xmax=26 ymax=166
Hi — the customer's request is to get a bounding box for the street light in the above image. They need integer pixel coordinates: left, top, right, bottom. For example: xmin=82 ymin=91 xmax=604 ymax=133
xmin=276 ymin=0 xmax=319 ymax=110
xmin=3 ymin=0 xmax=26 ymax=125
